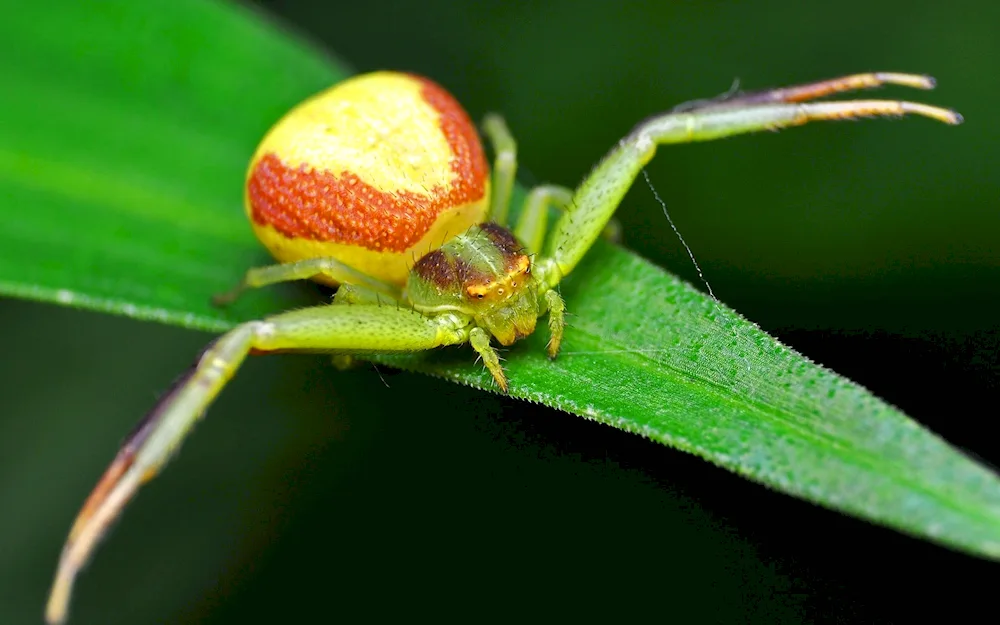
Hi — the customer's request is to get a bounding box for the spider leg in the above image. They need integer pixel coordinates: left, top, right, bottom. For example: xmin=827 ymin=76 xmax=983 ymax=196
xmin=332 ymin=283 xmax=402 ymax=306
xmin=46 ymin=304 xmax=468 ymax=625
xmin=470 ymin=326 xmax=507 ymax=392
xmin=514 ymin=184 xmax=621 ymax=256
xmin=538 ymin=72 xmax=961 ymax=286
xmin=481 ymin=113 xmax=517 ymax=227
xmin=482 ymin=116 xmax=624 ymax=249
xmin=515 ymin=185 xmax=572 ymax=255
xmin=213 ymin=255 xmax=401 ymax=305
xmin=676 ymin=72 xmax=939 ymax=112
xmin=541 ymin=289 xmax=565 ymax=358
xmin=329 ymin=283 xmax=405 ymax=370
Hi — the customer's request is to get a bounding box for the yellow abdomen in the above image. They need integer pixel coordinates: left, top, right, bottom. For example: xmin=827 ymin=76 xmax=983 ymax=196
xmin=245 ymin=72 xmax=490 ymax=286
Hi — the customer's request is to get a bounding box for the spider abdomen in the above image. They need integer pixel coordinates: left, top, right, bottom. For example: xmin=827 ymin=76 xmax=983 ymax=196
xmin=245 ymin=72 xmax=491 ymax=286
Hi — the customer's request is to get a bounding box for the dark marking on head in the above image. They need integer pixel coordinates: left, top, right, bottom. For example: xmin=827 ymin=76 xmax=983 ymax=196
xmin=479 ymin=222 xmax=532 ymax=276
xmin=454 ymin=255 xmax=492 ymax=295
xmin=479 ymin=223 xmax=522 ymax=257
xmin=412 ymin=249 xmax=458 ymax=288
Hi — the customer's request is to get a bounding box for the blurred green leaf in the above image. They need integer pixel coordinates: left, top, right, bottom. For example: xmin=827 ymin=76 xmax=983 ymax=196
xmin=1 ymin=0 xmax=999 ymax=598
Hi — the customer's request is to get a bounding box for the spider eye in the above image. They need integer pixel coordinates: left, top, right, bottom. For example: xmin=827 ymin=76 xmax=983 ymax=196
xmin=477 ymin=293 xmax=484 ymax=299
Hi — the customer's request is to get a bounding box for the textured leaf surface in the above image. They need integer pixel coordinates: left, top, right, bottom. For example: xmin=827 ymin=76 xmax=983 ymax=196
xmin=1 ymin=0 xmax=999 ymax=560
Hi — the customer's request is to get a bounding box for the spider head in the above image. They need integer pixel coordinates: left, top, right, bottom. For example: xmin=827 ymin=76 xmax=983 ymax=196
xmin=408 ymin=223 xmax=540 ymax=345
xmin=459 ymin=247 xmax=536 ymax=345
xmin=471 ymin=273 xmax=539 ymax=346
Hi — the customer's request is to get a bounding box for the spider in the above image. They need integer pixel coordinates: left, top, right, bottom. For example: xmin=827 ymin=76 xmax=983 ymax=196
xmin=46 ymin=70 xmax=960 ymax=623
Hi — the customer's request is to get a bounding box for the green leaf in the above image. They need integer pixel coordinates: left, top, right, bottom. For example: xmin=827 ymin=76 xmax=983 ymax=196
xmin=2 ymin=0 xmax=999 ymax=569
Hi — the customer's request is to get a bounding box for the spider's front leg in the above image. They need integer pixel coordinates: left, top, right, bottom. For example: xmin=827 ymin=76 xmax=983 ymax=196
xmin=46 ymin=304 xmax=468 ymax=625
xmin=534 ymin=71 xmax=962 ymax=287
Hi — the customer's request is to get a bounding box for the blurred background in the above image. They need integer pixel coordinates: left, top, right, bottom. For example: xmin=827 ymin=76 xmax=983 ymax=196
xmin=3 ymin=0 xmax=998 ymax=622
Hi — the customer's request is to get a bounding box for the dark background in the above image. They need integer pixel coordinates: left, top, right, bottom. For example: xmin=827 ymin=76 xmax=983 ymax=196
xmin=4 ymin=0 xmax=998 ymax=623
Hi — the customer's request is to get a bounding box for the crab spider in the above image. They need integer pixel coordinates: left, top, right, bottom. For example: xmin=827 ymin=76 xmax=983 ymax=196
xmin=46 ymin=71 xmax=960 ymax=623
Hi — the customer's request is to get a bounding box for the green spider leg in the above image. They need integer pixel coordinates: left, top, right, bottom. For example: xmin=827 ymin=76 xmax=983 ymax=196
xmin=329 ymin=282 xmax=403 ymax=369
xmin=535 ymin=72 xmax=961 ymax=288
xmin=541 ymin=289 xmax=565 ymax=358
xmin=513 ymin=185 xmax=571 ymax=255
xmin=481 ymin=113 xmax=517 ymax=227
xmin=482 ymin=115 xmax=622 ymax=253
xmin=512 ymin=184 xmax=624 ymax=256
xmin=213 ymin=255 xmax=401 ymax=305
xmin=332 ymin=282 xmax=400 ymax=305
xmin=45 ymin=302 xmax=473 ymax=625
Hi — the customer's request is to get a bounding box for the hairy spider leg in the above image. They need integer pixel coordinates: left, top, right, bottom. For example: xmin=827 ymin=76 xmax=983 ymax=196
xmin=542 ymin=289 xmax=566 ymax=358
xmin=536 ymin=72 xmax=962 ymax=286
xmin=213 ymin=254 xmax=402 ymax=305
xmin=45 ymin=303 xmax=471 ymax=625
xmin=328 ymin=282 xmax=406 ymax=369
xmin=678 ymin=72 xmax=940 ymax=112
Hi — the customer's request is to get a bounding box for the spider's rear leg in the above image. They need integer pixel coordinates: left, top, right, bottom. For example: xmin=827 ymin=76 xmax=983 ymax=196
xmin=482 ymin=113 xmax=517 ymax=227
xmin=213 ymin=256 xmax=401 ymax=306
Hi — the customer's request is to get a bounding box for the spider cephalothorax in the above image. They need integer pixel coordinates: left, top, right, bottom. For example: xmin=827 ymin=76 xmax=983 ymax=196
xmin=408 ymin=223 xmax=542 ymax=346
xmin=46 ymin=70 xmax=960 ymax=624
